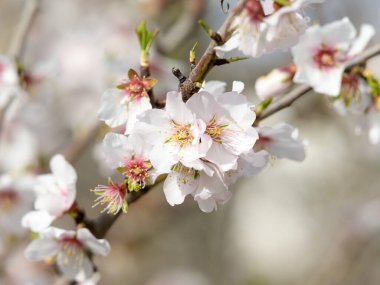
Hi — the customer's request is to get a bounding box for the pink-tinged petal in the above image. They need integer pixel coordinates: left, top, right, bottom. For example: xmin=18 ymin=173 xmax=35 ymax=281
xmin=77 ymin=228 xmax=111 ymax=256
xmin=24 ymin=237 xmax=59 ymax=261
xmin=21 ymin=210 xmax=56 ymax=232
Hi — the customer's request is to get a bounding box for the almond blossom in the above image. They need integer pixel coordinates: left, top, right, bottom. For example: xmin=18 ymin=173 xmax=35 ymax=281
xmin=255 ymin=123 xmax=306 ymax=161
xmin=97 ymin=69 xmax=156 ymax=134
xmin=255 ymin=65 xmax=296 ymax=100
xmin=163 ymin=162 xmax=231 ymax=213
xmin=22 ymin=155 xmax=77 ymax=232
xmin=215 ymin=0 xmax=323 ymax=58
xmin=292 ymin=18 xmax=375 ymax=96
xmin=102 ymin=132 xmax=161 ymax=191
xmin=24 ymin=227 xmax=110 ymax=281
xmin=134 ymin=91 xmax=210 ymax=173
xmin=186 ymin=90 xmax=258 ymax=172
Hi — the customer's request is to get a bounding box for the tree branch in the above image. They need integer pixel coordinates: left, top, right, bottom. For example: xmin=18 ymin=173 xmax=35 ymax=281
xmin=85 ymin=16 xmax=380 ymax=241
xmin=256 ymin=43 xmax=380 ymax=122
xmin=8 ymin=0 xmax=39 ymax=59
xmin=180 ymin=2 xmax=245 ymax=101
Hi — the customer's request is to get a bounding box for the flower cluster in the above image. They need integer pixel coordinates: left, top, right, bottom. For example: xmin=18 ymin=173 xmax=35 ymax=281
xmin=215 ymin=0 xmax=325 ymax=57
xmin=20 ymin=155 xmax=111 ymax=282
xmin=97 ymin=79 xmax=306 ymax=213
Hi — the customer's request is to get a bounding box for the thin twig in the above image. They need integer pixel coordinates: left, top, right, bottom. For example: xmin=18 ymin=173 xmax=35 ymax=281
xmin=256 ymin=43 xmax=380 ymax=122
xmin=8 ymin=0 xmax=39 ymax=59
xmin=63 ymin=121 xmax=102 ymax=164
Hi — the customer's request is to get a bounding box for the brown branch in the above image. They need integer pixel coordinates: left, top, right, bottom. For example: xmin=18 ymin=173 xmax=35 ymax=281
xmin=180 ymin=2 xmax=245 ymax=101
xmin=256 ymin=43 xmax=380 ymax=122
xmin=8 ymin=0 xmax=39 ymax=60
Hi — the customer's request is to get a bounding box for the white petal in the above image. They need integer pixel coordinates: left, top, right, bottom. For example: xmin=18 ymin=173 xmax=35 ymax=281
xmin=165 ymin=91 xmax=194 ymax=125
xmin=21 ymin=210 xmax=56 ymax=232
xmin=206 ymin=142 xmax=237 ymax=172
xmin=57 ymin=250 xmax=90 ymax=280
xmin=214 ymin=31 xmax=240 ymax=57
xmin=50 ymin=154 xmax=77 ymax=186
xmin=102 ymin=133 xmax=132 ymax=169
xmin=232 ymin=81 xmax=245 ymax=93
xmin=77 ymin=228 xmax=111 ymax=256
xmin=201 ymin=81 xmax=226 ymax=95
xmin=163 ymin=172 xmax=196 ymax=206
xmin=348 ymin=24 xmax=375 ymax=57
xmin=24 ymin=238 xmax=59 ymax=261
xmin=97 ymin=88 xmax=129 ymax=128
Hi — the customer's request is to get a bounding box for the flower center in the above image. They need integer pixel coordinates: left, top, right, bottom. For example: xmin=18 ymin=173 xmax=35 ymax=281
xmin=206 ymin=114 xmax=228 ymax=144
xmin=340 ymin=73 xmax=360 ymax=105
xmin=166 ymin=121 xmax=194 ymax=148
xmin=59 ymin=237 xmax=83 ymax=258
xmin=313 ymin=45 xmax=340 ymax=70
xmin=123 ymin=79 xmax=147 ymax=100
xmin=245 ymin=0 xmax=265 ymax=23
xmin=125 ymin=158 xmax=151 ymax=184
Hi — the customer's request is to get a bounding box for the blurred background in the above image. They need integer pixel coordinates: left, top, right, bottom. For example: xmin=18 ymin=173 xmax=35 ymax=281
xmin=1 ymin=0 xmax=380 ymax=284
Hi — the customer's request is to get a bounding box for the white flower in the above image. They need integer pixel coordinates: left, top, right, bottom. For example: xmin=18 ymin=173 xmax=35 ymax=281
xmin=215 ymin=0 xmax=323 ymax=58
xmin=97 ymin=69 xmax=156 ymax=134
xmin=24 ymin=227 xmax=110 ymax=281
xmin=22 ymin=155 xmax=77 ymax=232
xmin=0 ymin=174 xmax=35 ymax=236
xmin=0 ymin=55 xmax=19 ymax=110
xmin=292 ymin=18 xmax=375 ymax=96
xmin=255 ymin=123 xmax=306 ymax=161
xmin=163 ymin=162 xmax=231 ymax=213
xmin=187 ymin=90 xmax=258 ymax=171
xmin=255 ymin=65 xmax=295 ymax=100
xmin=102 ymin=132 xmax=161 ymax=191
xmin=134 ymin=91 xmax=210 ymax=173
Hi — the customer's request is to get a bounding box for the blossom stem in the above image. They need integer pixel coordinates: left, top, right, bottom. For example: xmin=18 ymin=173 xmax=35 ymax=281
xmin=256 ymin=43 xmax=380 ymax=122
